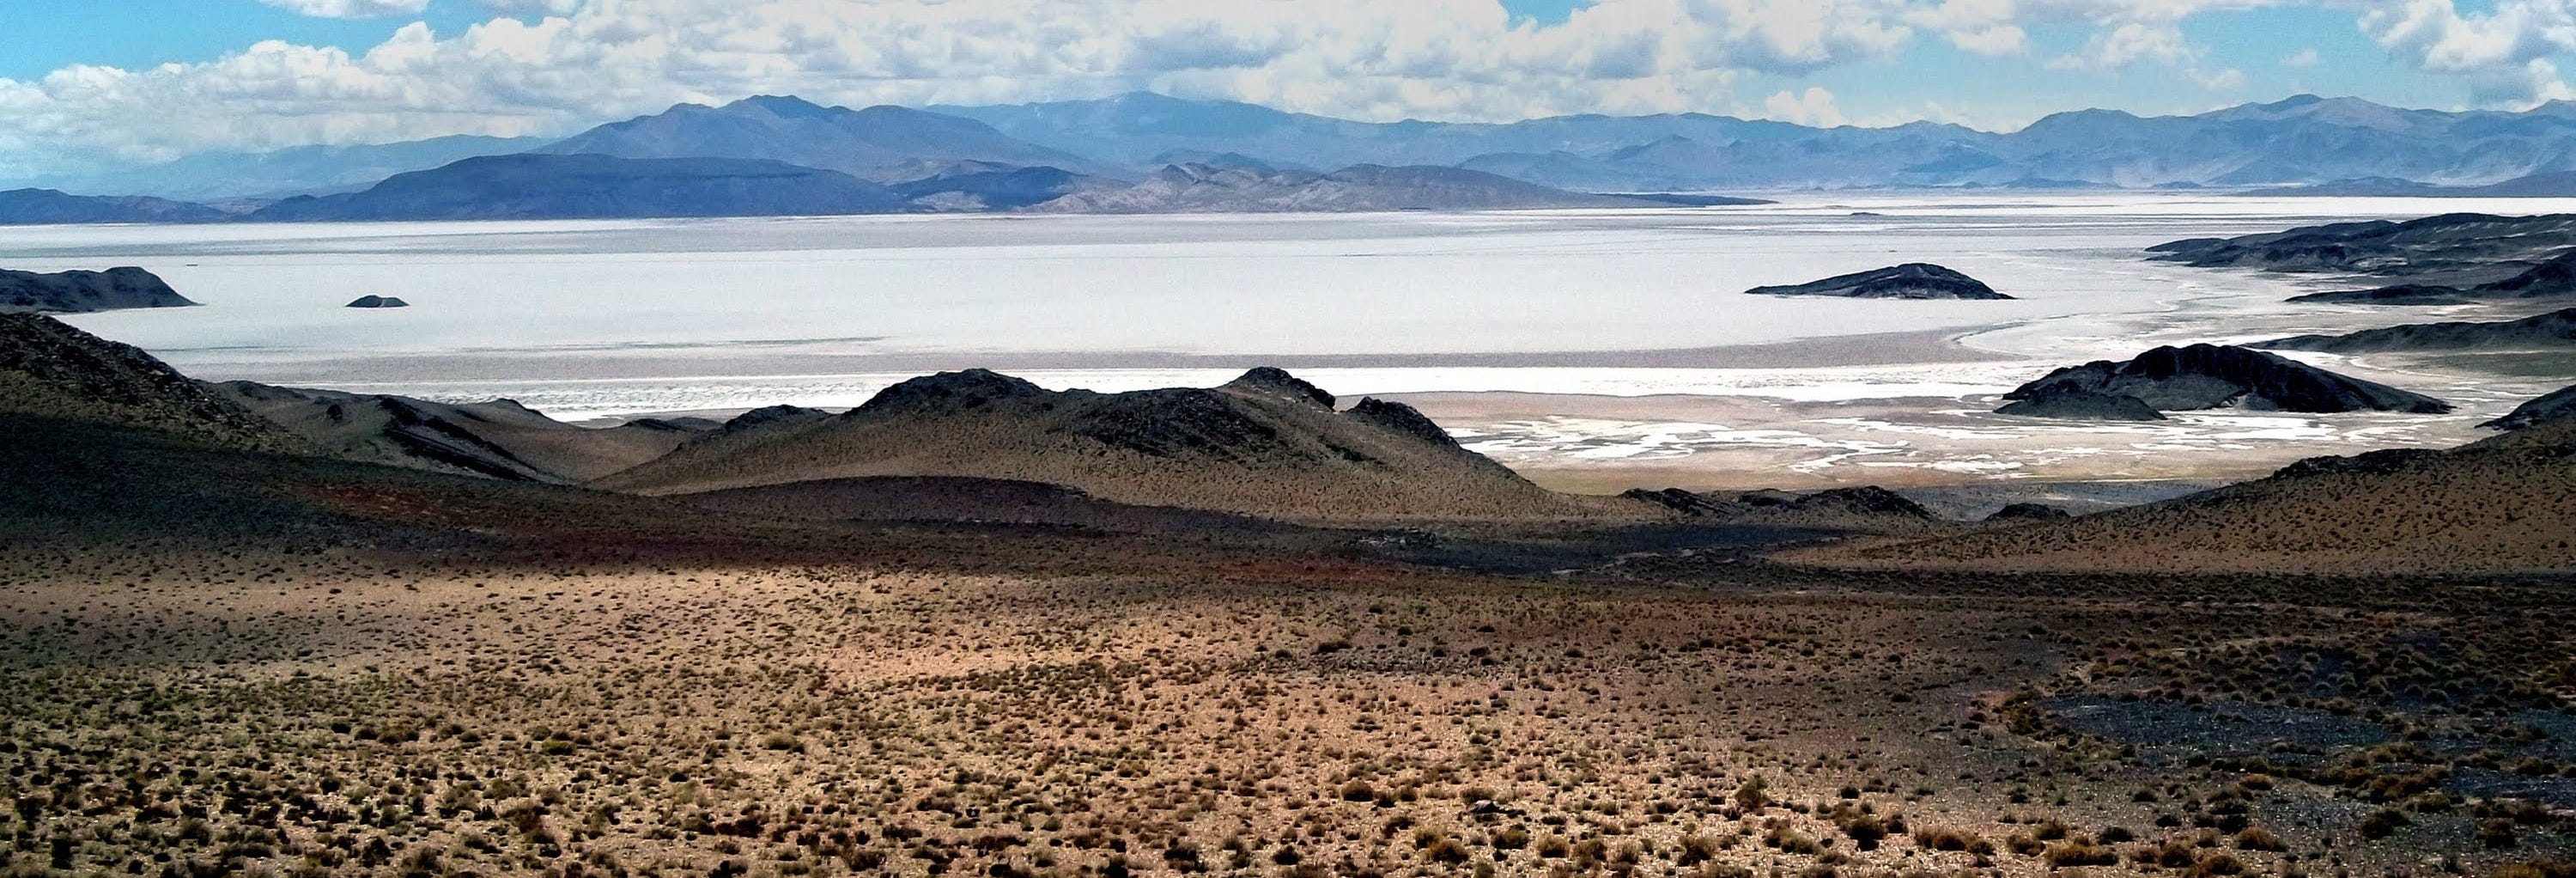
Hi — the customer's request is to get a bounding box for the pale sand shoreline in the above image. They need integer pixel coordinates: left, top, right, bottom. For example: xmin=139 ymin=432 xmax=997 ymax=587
xmin=1389 ymin=388 xmax=2502 ymax=494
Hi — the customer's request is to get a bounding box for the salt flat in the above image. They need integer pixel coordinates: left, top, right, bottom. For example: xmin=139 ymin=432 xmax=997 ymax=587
xmin=21 ymin=192 xmax=2576 ymax=489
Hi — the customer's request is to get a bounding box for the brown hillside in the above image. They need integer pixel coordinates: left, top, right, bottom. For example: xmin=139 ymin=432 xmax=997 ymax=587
xmin=595 ymin=367 xmax=1638 ymax=521
xmin=208 ymin=381 xmax=708 ymax=483
xmin=1788 ymin=423 xmax=2576 ymax=575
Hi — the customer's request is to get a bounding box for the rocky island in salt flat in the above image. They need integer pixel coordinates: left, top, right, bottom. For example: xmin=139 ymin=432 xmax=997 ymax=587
xmin=1996 ymin=343 xmax=2452 ymax=418
xmin=0 ymin=266 xmax=197 ymax=314
xmin=1744 ymin=263 xmax=2011 ymax=300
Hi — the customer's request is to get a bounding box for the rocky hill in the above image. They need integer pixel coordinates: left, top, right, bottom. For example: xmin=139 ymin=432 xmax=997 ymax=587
xmin=2287 ymin=250 xmax=2576 ymax=305
xmin=2483 ymin=384 xmax=2576 ymax=430
xmin=205 ymin=381 xmax=711 ymax=484
xmin=1995 ymin=344 xmax=2451 ymax=417
xmin=2149 ymin=214 xmax=2576 ymax=289
xmin=0 ymin=314 xmax=302 ymax=454
xmin=248 ymin=154 xmax=916 ymax=221
xmin=1030 ymin=162 xmax=1660 ymax=213
xmin=0 ymin=267 xmax=197 ymax=314
xmin=2258 ymin=308 xmax=2576 ymax=352
xmin=594 ymin=367 xmax=1625 ymax=521
xmin=1744 ymin=264 xmax=2009 ymax=300
xmin=1792 ymin=422 xmax=2576 ymax=574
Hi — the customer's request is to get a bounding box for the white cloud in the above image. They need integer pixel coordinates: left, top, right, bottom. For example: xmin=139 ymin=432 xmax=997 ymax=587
xmin=477 ymin=0 xmax=580 ymax=14
xmin=253 ymin=0 xmax=428 ymax=17
xmin=1764 ymin=85 xmax=1850 ymax=125
xmin=0 ymin=0 xmax=2400 ymax=174
xmin=2281 ymin=46 xmax=2319 ymax=67
xmin=2360 ymin=0 xmax=2576 ymax=106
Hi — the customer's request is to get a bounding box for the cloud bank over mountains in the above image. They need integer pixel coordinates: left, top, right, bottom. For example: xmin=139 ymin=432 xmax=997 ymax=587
xmin=3 ymin=0 xmax=2574 ymax=176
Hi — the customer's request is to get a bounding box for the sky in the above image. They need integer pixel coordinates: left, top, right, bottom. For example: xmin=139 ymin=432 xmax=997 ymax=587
xmin=0 ymin=0 xmax=2568 ymax=176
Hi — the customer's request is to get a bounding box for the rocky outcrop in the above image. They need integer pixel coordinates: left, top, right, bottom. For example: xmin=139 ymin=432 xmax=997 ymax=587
xmin=1745 ymin=264 xmax=2012 ymax=300
xmin=2259 ymin=308 xmax=2576 ymax=352
xmin=0 ymin=314 xmax=302 ymax=453
xmin=2289 ymin=251 xmax=2576 ymax=305
xmin=1619 ymin=485 xmax=1936 ymax=528
xmin=0 ymin=267 xmax=197 ymax=314
xmin=1983 ymin=502 xmax=2072 ymax=522
xmin=1997 ymin=344 xmax=2450 ymax=416
xmin=346 ymin=296 xmax=410 ymax=308
xmin=1994 ymin=386 xmax=2166 ymax=421
xmin=2482 ymin=384 xmax=2576 ymax=430
xmin=594 ymin=368 xmax=1615 ymax=521
xmin=2148 ymin=214 xmax=2576 ymax=283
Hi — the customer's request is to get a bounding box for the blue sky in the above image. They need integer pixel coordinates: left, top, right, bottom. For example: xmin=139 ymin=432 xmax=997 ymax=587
xmin=0 ymin=0 xmax=2567 ymax=174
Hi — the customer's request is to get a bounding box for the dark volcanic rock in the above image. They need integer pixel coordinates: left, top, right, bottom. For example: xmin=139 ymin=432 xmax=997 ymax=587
xmin=722 ymin=405 xmax=831 ymax=433
xmin=2287 ymin=284 xmax=2481 ymax=305
xmin=1072 ymin=388 xmax=1283 ymax=460
xmin=1789 ymin=486 xmax=1935 ymax=519
xmin=1621 ymin=487 xmax=1742 ymax=517
xmin=2150 ymin=213 xmax=2576 ymax=284
xmin=1745 ymin=263 xmax=2012 ymax=300
xmin=2290 ymin=251 xmax=2576 ymax=305
xmin=0 ymin=266 xmax=196 ymax=314
xmin=2259 ymin=308 xmax=2576 ymax=352
xmin=346 ymin=295 xmax=410 ymax=308
xmin=1995 ymin=385 xmax=2166 ymax=421
xmin=2483 ymin=384 xmax=2576 ymax=430
xmin=0 ymin=188 xmax=229 ymax=225
xmin=1224 ymin=366 xmax=1336 ymax=408
xmin=1984 ymin=502 xmax=2073 ymax=522
xmin=1347 ymin=398 xmax=1463 ymax=449
xmin=854 ymin=369 xmax=1051 ymax=416
xmin=1999 ymin=344 xmax=2451 ymax=414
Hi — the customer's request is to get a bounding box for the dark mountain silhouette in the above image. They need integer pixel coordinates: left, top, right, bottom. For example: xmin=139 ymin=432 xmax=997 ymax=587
xmin=247 ymin=154 xmax=914 ymax=221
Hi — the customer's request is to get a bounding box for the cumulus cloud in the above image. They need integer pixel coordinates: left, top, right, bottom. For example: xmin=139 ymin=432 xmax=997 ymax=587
xmin=253 ymin=0 xmax=429 ymax=17
xmin=2281 ymin=46 xmax=2318 ymax=67
xmin=0 ymin=0 xmax=2375 ymax=174
xmin=1764 ymin=85 xmax=1850 ymax=125
xmin=2361 ymin=0 xmax=2576 ymax=106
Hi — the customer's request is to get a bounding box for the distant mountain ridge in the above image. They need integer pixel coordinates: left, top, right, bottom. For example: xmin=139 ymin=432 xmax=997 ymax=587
xmin=536 ymin=95 xmax=1119 ymax=182
xmin=21 ymin=92 xmax=2576 ymax=222
xmin=935 ymin=92 xmax=2576 ymax=192
xmin=248 ymin=154 xmax=917 ymax=221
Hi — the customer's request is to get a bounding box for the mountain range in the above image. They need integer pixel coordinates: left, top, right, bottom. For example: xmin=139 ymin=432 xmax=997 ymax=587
xmin=21 ymin=92 xmax=2576 ymax=222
